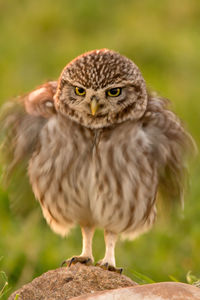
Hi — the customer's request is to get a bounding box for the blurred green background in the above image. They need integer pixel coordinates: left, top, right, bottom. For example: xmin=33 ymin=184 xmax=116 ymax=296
xmin=0 ymin=0 xmax=200 ymax=298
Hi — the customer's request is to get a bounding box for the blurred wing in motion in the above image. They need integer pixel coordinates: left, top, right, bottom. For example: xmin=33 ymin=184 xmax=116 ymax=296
xmin=0 ymin=81 xmax=57 ymax=216
xmin=142 ymin=92 xmax=196 ymax=207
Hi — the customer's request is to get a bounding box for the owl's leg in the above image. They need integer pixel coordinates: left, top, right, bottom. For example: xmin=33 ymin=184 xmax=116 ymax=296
xmin=96 ymin=230 xmax=122 ymax=274
xmin=80 ymin=226 xmax=95 ymax=261
xmin=62 ymin=226 xmax=95 ymax=267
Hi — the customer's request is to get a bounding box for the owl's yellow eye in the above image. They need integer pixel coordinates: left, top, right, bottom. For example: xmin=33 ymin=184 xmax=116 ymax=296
xmin=106 ymin=88 xmax=122 ymax=97
xmin=75 ymin=86 xmax=86 ymax=96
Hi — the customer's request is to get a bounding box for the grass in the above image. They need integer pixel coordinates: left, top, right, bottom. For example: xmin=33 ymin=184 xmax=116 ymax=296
xmin=0 ymin=0 xmax=200 ymax=298
xmin=0 ymin=257 xmax=9 ymax=299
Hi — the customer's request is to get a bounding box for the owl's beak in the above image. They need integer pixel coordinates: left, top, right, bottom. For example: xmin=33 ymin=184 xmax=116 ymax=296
xmin=90 ymin=98 xmax=99 ymax=116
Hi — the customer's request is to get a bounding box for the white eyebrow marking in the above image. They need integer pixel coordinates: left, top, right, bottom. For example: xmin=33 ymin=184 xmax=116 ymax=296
xmin=29 ymin=87 xmax=46 ymax=102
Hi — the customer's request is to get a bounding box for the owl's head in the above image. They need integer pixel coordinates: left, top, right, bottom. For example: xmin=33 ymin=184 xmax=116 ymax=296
xmin=55 ymin=49 xmax=148 ymax=128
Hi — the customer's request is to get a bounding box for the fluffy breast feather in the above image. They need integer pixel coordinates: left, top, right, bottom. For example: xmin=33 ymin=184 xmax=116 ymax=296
xmin=29 ymin=115 xmax=158 ymax=236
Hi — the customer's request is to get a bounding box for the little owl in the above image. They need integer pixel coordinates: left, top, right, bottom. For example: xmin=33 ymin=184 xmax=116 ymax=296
xmin=0 ymin=49 xmax=194 ymax=273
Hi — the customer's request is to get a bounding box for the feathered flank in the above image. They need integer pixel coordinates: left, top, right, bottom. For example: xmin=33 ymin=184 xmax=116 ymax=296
xmin=0 ymin=81 xmax=57 ymax=178
xmin=141 ymin=92 xmax=196 ymax=207
xmin=0 ymin=101 xmax=45 ymax=178
xmin=0 ymin=81 xmax=57 ymax=215
xmin=0 ymin=101 xmax=44 ymax=215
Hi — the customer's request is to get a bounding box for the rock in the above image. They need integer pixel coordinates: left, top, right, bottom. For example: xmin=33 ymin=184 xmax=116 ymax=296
xmin=71 ymin=282 xmax=200 ymax=300
xmin=9 ymin=264 xmax=200 ymax=300
xmin=9 ymin=263 xmax=136 ymax=300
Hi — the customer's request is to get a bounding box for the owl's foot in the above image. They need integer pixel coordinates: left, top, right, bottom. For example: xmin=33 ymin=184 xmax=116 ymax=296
xmin=96 ymin=261 xmax=123 ymax=274
xmin=61 ymin=256 xmax=93 ymax=268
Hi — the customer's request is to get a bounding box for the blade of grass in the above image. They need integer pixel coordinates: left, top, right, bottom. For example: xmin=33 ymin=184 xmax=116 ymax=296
xmin=168 ymin=275 xmax=179 ymax=282
xmin=0 ymin=271 xmax=8 ymax=283
xmin=0 ymin=281 xmax=8 ymax=298
xmin=130 ymin=269 xmax=155 ymax=284
xmin=186 ymin=271 xmax=198 ymax=284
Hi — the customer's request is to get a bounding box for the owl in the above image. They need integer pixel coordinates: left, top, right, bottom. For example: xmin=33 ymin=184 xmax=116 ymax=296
xmin=0 ymin=49 xmax=194 ymax=273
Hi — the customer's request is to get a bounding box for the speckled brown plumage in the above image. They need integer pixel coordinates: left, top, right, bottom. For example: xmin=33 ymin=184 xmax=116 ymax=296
xmin=0 ymin=49 xmax=195 ymax=271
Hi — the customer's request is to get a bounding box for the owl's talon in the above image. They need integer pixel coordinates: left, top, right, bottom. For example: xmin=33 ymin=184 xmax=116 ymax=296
xmin=96 ymin=261 xmax=123 ymax=274
xmin=61 ymin=260 xmax=67 ymax=267
xmin=115 ymin=267 xmax=123 ymax=274
xmin=61 ymin=256 xmax=93 ymax=268
xmin=69 ymin=257 xmax=75 ymax=267
xmin=100 ymin=262 xmax=109 ymax=270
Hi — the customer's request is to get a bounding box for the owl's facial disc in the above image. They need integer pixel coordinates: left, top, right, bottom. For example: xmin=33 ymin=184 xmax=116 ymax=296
xmin=64 ymin=83 xmax=126 ymax=117
xmin=56 ymin=49 xmax=148 ymax=129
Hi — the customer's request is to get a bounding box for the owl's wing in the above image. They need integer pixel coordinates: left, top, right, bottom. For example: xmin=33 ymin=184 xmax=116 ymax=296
xmin=141 ymin=92 xmax=196 ymax=207
xmin=0 ymin=81 xmax=57 ymax=216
